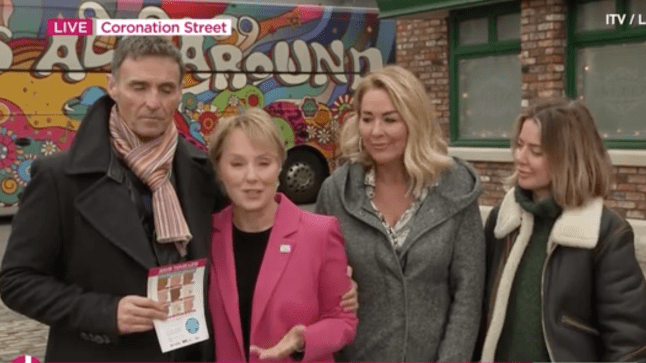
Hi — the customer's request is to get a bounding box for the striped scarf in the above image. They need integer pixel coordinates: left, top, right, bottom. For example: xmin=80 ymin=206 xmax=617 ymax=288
xmin=108 ymin=105 xmax=191 ymax=256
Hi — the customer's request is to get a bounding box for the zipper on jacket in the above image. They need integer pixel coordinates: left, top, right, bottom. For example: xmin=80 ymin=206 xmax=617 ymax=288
xmin=560 ymin=315 xmax=600 ymax=335
xmin=388 ymin=238 xmax=409 ymax=361
xmin=402 ymin=265 xmax=409 ymax=361
xmin=361 ymin=206 xmax=409 ymax=361
xmin=541 ymin=244 xmax=556 ymax=362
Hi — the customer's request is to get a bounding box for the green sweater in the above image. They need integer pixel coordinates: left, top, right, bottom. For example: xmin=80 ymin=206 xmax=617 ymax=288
xmin=495 ymin=187 xmax=562 ymax=362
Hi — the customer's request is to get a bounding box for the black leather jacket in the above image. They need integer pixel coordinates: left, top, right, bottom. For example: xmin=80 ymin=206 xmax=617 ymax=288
xmin=478 ymin=189 xmax=646 ymax=362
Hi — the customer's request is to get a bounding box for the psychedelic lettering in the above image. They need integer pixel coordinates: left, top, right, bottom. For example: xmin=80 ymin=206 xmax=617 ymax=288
xmin=0 ymin=0 xmax=395 ymax=207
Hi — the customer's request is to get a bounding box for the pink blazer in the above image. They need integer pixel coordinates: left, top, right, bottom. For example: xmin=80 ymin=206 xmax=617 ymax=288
xmin=208 ymin=193 xmax=357 ymax=362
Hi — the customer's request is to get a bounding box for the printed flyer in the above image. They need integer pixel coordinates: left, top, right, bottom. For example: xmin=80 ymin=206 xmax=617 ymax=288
xmin=147 ymin=258 xmax=209 ymax=353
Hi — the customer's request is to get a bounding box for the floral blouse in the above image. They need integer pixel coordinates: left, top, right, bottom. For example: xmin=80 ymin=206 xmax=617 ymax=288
xmin=364 ymin=167 xmax=429 ymax=252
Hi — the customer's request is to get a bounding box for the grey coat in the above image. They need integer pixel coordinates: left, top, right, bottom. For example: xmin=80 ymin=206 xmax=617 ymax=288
xmin=315 ymin=158 xmax=485 ymax=361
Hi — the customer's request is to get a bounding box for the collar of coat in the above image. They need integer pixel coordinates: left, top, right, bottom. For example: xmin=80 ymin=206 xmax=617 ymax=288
xmin=481 ymin=186 xmax=604 ymax=361
xmin=332 ymin=157 xmax=483 ymax=218
xmin=494 ymin=187 xmax=604 ymax=250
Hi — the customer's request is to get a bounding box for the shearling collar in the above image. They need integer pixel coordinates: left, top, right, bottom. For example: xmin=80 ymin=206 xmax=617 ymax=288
xmin=481 ymin=186 xmax=605 ymax=361
xmin=494 ymin=187 xmax=604 ymax=249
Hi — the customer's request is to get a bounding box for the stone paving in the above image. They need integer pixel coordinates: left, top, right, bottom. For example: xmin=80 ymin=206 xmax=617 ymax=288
xmin=0 ymin=221 xmax=48 ymax=363
xmin=0 ymin=300 xmax=48 ymax=362
xmin=0 ymin=218 xmax=49 ymax=363
xmin=0 ymin=210 xmax=645 ymax=363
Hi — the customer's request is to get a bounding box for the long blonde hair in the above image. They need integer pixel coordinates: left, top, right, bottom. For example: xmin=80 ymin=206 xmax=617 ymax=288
xmin=340 ymin=65 xmax=454 ymax=197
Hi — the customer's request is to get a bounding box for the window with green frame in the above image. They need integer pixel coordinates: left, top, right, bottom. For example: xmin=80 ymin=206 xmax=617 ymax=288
xmin=449 ymin=2 xmax=521 ymax=147
xmin=567 ymin=0 xmax=646 ymax=148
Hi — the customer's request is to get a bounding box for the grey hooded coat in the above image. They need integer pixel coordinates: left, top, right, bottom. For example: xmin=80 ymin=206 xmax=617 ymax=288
xmin=315 ymin=157 xmax=485 ymax=361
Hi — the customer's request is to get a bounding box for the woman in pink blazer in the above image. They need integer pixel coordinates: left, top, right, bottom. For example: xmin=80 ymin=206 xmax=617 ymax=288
xmin=206 ymin=108 xmax=357 ymax=362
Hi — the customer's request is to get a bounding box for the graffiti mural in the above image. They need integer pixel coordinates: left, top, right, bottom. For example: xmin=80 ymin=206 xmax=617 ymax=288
xmin=0 ymin=0 xmax=395 ymax=206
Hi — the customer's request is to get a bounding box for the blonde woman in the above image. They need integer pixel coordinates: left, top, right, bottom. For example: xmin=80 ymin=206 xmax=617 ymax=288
xmin=315 ymin=65 xmax=485 ymax=361
xmin=207 ymin=108 xmax=357 ymax=362
xmin=477 ymin=98 xmax=646 ymax=362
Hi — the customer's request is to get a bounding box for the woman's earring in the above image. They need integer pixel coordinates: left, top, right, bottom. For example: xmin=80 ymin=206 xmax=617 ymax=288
xmin=358 ymin=138 xmax=363 ymax=153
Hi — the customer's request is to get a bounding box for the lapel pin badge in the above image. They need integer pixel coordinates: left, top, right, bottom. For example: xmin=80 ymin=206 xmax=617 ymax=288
xmin=280 ymin=244 xmax=291 ymax=253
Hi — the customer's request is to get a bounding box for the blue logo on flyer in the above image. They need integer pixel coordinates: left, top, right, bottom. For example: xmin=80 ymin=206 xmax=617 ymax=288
xmin=185 ymin=317 xmax=199 ymax=334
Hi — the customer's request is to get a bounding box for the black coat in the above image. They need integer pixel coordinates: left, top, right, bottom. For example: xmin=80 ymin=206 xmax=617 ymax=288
xmin=477 ymin=187 xmax=646 ymax=362
xmin=0 ymin=96 xmax=224 ymax=361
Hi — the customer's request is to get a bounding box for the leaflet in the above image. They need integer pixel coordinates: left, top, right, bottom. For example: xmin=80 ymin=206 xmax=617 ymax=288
xmin=147 ymin=258 xmax=209 ymax=353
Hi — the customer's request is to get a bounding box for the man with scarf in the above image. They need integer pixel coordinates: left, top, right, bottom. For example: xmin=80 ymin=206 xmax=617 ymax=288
xmin=0 ymin=36 xmax=222 ymax=361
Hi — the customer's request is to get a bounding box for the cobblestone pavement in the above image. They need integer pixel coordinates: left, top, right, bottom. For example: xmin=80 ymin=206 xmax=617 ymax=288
xmin=0 ymin=220 xmax=49 ymax=363
xmin=0 ymin=206 xmax=322 ymax=362
xmin=0 ymin=208 xmax=643 ymax=363
xmin=0 ymin=300 xmax=48 ymax=363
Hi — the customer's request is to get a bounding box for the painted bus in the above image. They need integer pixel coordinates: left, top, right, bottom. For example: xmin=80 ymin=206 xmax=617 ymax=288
xmin=0 ymin=0 xmax=395 ymax=210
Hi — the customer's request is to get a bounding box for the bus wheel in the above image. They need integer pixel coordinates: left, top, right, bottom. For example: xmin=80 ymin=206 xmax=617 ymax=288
xmin=279 ymin=149 xmax=327 ymax=204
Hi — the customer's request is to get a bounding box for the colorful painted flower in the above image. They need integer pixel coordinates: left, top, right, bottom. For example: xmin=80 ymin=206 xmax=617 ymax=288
xmin=13 ymin=154 xmax=36 ymax=186
xmin=317 ymin=128 xmax=332 ymax=145
xmin=0 ymin=128 xmax=21 ymax=169
xmin=228 ymin=96 xmax=240 ymax=108
xmin=40 ymin=140 xmax=59 ymax=156
xmin=198 ymin=112 xmax=218 ymax=135
xmin=183 ymin=93 xmax=198 ymax=111
xmin=305 ymin=125 xmax=318 ymax=141
xmin=332 ymin=94 xmax=353 ymax=124
xmin=287 ymin=12 xmax=302 ymax=28
xmin=301 ymin=97 xmax=318 ymax=118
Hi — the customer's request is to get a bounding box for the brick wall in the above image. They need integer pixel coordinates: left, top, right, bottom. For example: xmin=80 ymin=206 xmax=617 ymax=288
xmin=468 ymin=163 xmax=646 ymax=220
xmin=472 ymin=162 xmax=515 ymax=207
xmin=396 ymin=17 xmax=450 ymax=138
xmin=520 ymin=0 xmax=567 ymax=104
xmin=609 ymin=167 xmax=646 ymax=219
xmin=393 ymin=1 xmax=646 ymax=220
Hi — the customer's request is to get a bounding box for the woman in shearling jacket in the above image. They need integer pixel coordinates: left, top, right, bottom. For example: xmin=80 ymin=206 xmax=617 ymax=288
xmin=477 ymin=98 xmax=646 ymax=362
xmin=315 ymin=66 xmax=485 ymax=361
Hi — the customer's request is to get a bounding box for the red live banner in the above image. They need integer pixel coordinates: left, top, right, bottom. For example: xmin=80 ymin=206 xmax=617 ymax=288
xmin=47 ymin=18 xmax=93 ymax=36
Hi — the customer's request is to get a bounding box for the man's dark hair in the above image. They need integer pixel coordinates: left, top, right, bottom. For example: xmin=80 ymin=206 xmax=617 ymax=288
xmin=111 ymin=36 xmax=185 ymax=83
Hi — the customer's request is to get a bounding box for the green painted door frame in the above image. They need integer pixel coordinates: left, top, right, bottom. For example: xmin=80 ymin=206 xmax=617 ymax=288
xmin=377 ymin=0 xmax=502 ymax=18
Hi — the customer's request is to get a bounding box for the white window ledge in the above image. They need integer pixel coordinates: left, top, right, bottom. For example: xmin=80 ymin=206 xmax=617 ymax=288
xmin=449 ymin=147 xmax=646 ymax=167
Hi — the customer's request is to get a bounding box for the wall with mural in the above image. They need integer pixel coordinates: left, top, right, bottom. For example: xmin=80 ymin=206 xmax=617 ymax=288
xmin=0 ymin=0 xmax=395 ymax=207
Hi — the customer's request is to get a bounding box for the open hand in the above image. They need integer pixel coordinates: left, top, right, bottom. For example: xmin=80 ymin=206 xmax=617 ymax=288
xmin=249 ymin=324 xmax=306 ymax=360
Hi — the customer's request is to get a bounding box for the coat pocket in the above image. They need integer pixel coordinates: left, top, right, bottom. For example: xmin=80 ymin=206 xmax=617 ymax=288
xmin=560 ymin=314 xmax=600 ymax=336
